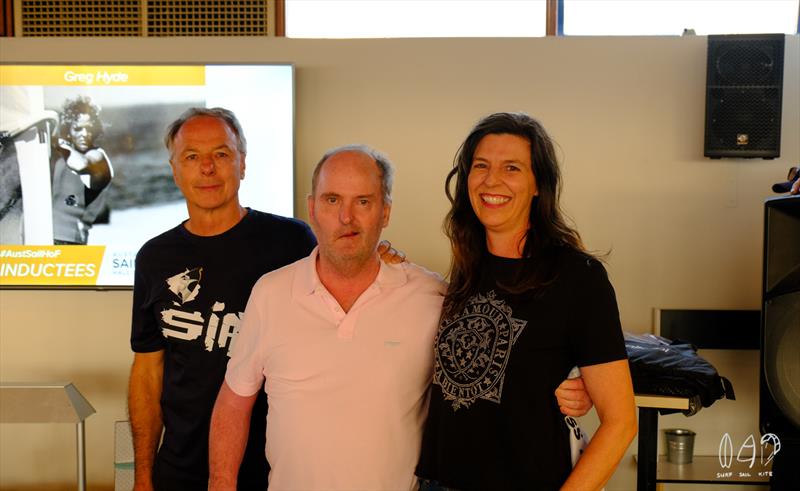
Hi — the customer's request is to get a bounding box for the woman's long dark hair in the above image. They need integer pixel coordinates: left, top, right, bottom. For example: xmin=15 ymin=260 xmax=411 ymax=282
xmin=443 ymin=112 xmax=586 ymax=317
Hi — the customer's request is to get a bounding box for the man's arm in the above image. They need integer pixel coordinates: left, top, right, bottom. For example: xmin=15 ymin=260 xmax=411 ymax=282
xmin=81 ymin=148 xmax=113 ymax=189
xmin=128 ymin=351 xmax=164 ymax=491
xmin=59 ymin=140 xmax=113 ymax=189
xmin=209 ymin=382 xmax=258 ymax=491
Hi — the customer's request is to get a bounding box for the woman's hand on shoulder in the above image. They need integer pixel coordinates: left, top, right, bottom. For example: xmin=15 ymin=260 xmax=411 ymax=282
xmin=377 ymin=240 xmax=407 ymax=264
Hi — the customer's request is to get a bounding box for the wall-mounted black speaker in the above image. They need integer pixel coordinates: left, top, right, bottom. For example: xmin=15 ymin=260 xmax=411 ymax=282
xmin=760 ymin=196 xmax=800 ymax=444
xmin=704 ymin=34 xmax=785 ymax=159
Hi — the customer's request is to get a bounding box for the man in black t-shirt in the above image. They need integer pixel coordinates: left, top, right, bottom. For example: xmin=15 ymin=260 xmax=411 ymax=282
xmin=128 ymin=107 xmax=316 ymax=491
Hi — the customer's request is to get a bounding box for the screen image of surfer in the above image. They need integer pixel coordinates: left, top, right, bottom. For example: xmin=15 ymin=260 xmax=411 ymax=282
xmin=51 ymin=95 xmax=114 ymax=246
xmin=0 ymin=64 xmax=294 ymax=287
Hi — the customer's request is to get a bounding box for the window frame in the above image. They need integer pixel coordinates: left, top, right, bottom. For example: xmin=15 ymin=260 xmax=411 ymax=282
xmin=277 ymin=0 xmax=800 ymax=38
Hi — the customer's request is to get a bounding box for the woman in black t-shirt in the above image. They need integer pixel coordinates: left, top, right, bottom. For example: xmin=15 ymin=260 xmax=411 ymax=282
xmin=416 ymin=112 xmax=637 ymax=491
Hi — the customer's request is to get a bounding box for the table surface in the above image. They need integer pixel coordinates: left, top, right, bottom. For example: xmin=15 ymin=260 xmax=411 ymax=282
xmin=635 ymin=394 xmax=690 ymax=410
xmin=0 ymin=382 xmax=95 ymax=423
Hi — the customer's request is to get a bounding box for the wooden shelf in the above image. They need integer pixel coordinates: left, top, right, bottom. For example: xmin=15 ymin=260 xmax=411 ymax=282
xmin=635 ymin=394 xmax=690 ymax=411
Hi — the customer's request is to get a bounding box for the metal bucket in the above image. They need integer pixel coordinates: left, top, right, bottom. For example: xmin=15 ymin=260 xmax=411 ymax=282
xmin=665 ymin=429 xmax=696 ymax=464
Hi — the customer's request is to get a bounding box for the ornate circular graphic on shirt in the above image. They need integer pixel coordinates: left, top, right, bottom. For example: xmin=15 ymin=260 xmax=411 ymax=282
xmin=434 ymin=290 xmax=527 ymax=410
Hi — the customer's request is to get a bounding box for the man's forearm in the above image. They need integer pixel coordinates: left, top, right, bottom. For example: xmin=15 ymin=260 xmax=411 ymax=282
xmin=128 ymin=353 xmax=164 ymax=491
xmin=209 ymin=382 xmax=257 ymax=491
xmin=129 ymin=399 xmax=162 ymax=486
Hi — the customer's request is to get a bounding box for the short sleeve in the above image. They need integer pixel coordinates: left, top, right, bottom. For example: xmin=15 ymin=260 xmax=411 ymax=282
xmin=295 ymin=221 xmax=317 ymax=257
xmin=567 ymin=258 xmax=627 ymax=367
xmin=130 ymin=247 xmax=166 ymax=353
xmin=225 ymin=278 xmax=269 ymax=397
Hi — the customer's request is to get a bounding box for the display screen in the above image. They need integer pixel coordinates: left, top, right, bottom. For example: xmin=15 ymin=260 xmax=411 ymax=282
xmin=0 ymin=64 xmax=294 ymax=288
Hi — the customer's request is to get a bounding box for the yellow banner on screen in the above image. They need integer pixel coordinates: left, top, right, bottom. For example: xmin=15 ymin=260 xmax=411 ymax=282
xmin=0 ymin=66 xmax=206 ymax=86
xmin=0 ymin=246 xmax=105 ymax=286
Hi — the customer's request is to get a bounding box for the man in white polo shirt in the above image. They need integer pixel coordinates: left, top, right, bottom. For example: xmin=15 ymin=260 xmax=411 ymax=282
xmin=208 ymin=144 xmax=592 ymax=490
xmin=209 ymin=144 xmax=444 ymax=490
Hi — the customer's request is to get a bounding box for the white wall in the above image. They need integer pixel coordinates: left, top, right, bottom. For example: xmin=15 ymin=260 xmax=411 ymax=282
xmin=1 ymin=35 xmax=797 ymax=490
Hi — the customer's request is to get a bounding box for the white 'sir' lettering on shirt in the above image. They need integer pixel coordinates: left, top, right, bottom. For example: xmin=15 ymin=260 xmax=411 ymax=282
xmin=159 ymin=269 xmax=242 ymax=355
xmin=160 ymin=305 xmax=242 ymax=356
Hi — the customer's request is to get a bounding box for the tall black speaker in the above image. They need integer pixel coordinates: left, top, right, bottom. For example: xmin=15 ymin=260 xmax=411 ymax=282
xmin=760 ymin=196 xmax=800 ymax=444
xmin=704 ymin=34 xmax=785 ymax=159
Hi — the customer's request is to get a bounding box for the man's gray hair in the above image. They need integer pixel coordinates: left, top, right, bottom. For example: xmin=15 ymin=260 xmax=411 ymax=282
xmin=311 ymin=144 xmax=395 ymax=204
xmin=164 ymin=107 xmax=247 ymax=157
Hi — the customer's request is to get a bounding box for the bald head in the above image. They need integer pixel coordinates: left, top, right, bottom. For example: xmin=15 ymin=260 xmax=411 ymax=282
xmin=311 ymin=144 xmax=394 ymax=205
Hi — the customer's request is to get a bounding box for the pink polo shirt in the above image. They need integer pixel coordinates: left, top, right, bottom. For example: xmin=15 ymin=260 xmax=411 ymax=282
xmin=226 ymin=248 xmax=445 ymax=490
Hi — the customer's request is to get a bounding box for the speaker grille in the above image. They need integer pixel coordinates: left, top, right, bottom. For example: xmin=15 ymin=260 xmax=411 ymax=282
xmin=19 ymin=0 xmax=142 ymax=37
xmin=16 ymin=0 xmax=270 ymax=37
xmin=712 ymin=43 xmax=783 ymax=87
xmin=705 ymin=88 xmax=781 ymax=153
xmin=147 ymin=1 xmax=268 ymax=36
xmin=761 ymin=197 xmax=800 ymax=441
xmin=704 ymin=34 xmax=785 ymax=159
xmin=762 ymin=291 xmax=800 ymax=433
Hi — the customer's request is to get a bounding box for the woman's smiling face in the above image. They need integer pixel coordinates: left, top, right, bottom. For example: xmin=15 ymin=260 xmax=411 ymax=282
xmin=467 ymin=133 xmax=538 ymax=239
